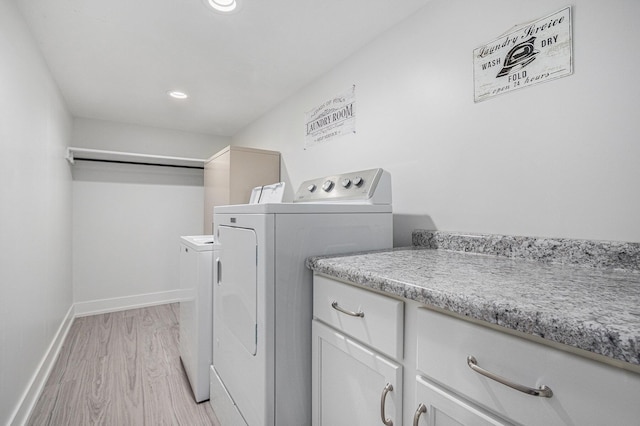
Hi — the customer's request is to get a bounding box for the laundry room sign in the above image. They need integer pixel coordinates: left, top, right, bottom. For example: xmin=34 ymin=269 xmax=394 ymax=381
xmin=473 ymin=7 xmax=572 ymax=102
xmin=305 ymin=86 xmax=356 ymax=148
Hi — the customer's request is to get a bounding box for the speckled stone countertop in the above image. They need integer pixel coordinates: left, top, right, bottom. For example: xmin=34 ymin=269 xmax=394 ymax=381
xmin=307 ymin=245 xmax=640 ymax=367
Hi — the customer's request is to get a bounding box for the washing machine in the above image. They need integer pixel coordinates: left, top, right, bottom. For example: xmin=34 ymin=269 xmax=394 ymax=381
xmin=179 ymin=235 xmax=219 ymax=402
xmin=209 ymin=168 xmax=393 ymax=426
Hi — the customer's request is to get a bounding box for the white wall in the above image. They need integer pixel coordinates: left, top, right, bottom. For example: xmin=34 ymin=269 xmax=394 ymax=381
xmin=73 ymin=117 xmax=227 ymax=159
xmin=232 ymin=0 xmax=640 ymax=246
xmin=70 ymin=120 xmax=229 ymax=311
xmin=0 ymin=1 xmax=73 ymax=424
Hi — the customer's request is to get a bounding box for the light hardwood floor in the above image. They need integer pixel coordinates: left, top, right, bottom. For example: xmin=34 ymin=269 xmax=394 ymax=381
xmin=28 ymin=304 xmax=221 ymax=426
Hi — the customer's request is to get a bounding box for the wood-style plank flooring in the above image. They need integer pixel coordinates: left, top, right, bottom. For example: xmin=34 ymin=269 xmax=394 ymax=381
xmin=27 ymin=304 xmax=221 ymax=426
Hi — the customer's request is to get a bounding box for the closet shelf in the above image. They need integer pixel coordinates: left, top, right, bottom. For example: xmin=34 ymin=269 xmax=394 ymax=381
xmin=65 ymin=147 xmax=207 ymax=169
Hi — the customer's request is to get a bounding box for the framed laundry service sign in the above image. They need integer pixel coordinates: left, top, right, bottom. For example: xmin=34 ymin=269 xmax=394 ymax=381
xmin=473 ymin=7 xmax=572 ymax=102
xmin=305 ymin=86 xmax=356 ymax=149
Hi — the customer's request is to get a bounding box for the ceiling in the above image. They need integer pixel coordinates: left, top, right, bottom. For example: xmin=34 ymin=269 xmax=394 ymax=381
xmin=17 ymin=0 xmax=430 ymax=136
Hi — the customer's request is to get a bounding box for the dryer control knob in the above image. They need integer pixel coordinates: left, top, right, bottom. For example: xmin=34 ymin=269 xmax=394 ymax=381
xmin=341 ymin=178 xmax=351 ymax=188
xmin=322 ymin=180 xmax=334 ymax=192
xmin=307 ymin=184 xmax=317 ymax=192
xmin=353 ymin=176 xmax=364 ymax=187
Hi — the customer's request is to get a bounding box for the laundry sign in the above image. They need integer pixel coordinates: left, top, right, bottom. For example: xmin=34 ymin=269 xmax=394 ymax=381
xmin=473 ymin=7 xmax=572 ymax=102
xmin=305 ymin=86 xmax=355 ymax=148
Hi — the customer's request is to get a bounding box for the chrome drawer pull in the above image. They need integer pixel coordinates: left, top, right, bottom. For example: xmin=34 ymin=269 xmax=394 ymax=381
xmin=380 ymin=383 xmax=394 ymax=426
xmin=412 ymin=403 xmax=427 ymax=426
xmin=331 ymin=301 xmax=364 ymax=318
xmin=467 ymin=355 xmax=553 ymax=398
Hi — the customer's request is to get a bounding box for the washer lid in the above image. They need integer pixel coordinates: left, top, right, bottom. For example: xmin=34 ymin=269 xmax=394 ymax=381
xmin=180 ymin=235 xmax=218 ymax=251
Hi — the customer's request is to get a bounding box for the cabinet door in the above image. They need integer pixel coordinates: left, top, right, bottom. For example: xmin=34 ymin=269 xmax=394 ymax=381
xmin=312 ymin=320 xmax=402 ymax=426
xmin=413 ymin=376 xmax=511 ymax=426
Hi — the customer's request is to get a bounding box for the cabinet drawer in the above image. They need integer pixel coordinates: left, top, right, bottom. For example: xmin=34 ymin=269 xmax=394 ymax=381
xmin=313 ymin=275 xmax=403 ymax=359
xmin=416 ymin=307 xmax=640 ymax=426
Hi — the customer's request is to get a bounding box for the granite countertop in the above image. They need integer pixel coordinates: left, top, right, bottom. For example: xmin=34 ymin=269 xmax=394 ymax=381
xmin=307 ymin=247 xmax=640 ymax=367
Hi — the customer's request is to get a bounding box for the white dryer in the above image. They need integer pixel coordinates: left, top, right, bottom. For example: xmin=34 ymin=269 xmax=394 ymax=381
xmin=209 ymin=168 xmax=393 ymax=426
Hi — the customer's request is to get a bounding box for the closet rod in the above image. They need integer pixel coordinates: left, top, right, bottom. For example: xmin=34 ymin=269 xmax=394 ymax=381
xmin=72 ymin=158 xmax=204 ymax=169
xmin=66 ymin=147 xmax=207 ymax=169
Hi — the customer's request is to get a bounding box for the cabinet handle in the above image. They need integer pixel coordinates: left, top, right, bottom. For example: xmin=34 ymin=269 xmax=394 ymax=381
xmin=331 ymin=301 xmax=364 ymax=318
xmin=380 ymin=383 xmax=394 ymax=426
xmin=466 ymin=355 xmax=553 ymax=398
xmin=412 ymin=403 xmax=427 ymax=426
xmin=216 ymin=258 xmax=222 ymax=285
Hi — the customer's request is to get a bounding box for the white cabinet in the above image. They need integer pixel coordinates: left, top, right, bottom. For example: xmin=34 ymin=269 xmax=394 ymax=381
xmin=412 ymin=376 xmax=509 ymax=426
xmin=312 ymin=321 xmax=403 ymax=426
xmin=204 ymin=145 xmax=280 ymax=234
xmin=415 ymin=307 xmax=640 ymax=426
xmin=312 ymin=277 xmax=404 ymax=426
xmin=313 ymin=274 xmax=640 ymax=426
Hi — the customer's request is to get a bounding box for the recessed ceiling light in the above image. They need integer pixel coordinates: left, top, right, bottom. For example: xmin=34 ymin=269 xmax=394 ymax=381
xmin=207 ymin=0 xmax=237 ymax=12
xmin=168 ymin=90 xmax=188 ymax=100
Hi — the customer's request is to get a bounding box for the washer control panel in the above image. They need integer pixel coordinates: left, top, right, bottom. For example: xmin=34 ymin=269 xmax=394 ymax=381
xmin=294 ymin=168 xmax=391 ymax=204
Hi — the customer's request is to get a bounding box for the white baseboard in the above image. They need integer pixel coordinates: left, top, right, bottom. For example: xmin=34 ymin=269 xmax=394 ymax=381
xmin=73 ymin=289 xmax=186 ymax=317
xmin=10 ymin=304 xmax=75 ymax=426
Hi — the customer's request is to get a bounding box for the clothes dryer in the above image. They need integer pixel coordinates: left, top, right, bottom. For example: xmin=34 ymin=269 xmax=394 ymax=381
xmin=209 ymin=168 xmax=393 ymax=426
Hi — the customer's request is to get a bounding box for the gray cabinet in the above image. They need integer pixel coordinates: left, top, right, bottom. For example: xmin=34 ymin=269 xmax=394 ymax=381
xmin=204 ymin=146 xmax=280 ymax=234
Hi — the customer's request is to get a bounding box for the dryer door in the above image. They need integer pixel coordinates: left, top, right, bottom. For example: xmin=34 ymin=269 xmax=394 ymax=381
xmin=214 ymin=217 xmax=270 ymax=426
xmin=217 ymin=225 xmax=258 ymax=356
